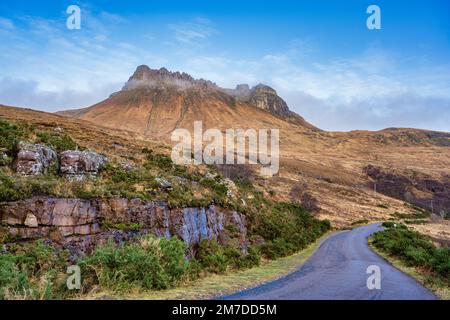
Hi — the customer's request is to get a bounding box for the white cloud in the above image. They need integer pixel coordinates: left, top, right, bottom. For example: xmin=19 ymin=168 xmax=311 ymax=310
xmin=0 ymin=78 xmax=122 ymax=112
xmin=168 ymin=17 xmax=217 ymax=46
xmin=0 ymin=12 xmax=448 ymax=132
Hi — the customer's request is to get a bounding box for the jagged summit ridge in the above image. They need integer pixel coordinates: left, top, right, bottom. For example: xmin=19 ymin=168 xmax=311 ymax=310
xmin=122 ymin=65 xmax=216 ymax=91
xmin=122 ymin=65 xmax=295 ymax=117
xmin=57 ymin=64 xmax=317 ymax=138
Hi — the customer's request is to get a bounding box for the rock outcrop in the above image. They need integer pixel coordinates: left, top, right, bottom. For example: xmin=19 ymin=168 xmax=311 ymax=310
xmin=122 ymin=66 xmax=294 ymax=118
xmin=0 ymin=197 xmax=247 ymax=257
xmin=60 ymin=151 xmax=108 ymax=181
xmin=364 ymin=165 xmax=450 ymax=215
xmin=226 ymin=83 xmax=294 ymax=117
xmin=15 ymin=142 xmax=57 ymax=175
xmin=122 ymin=65 xmax=216 ymax=92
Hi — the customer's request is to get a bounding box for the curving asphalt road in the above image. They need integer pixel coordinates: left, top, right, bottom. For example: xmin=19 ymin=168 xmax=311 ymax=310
xmin=221 ymin=223 xmax=437 ymax=300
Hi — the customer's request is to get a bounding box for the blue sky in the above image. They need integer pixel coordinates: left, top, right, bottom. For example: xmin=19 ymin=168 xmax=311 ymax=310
xmin=0 ymin=0 xmax=449 ymax=131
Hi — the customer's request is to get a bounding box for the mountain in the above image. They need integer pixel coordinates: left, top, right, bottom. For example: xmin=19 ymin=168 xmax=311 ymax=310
xmin=57 ymin=65 xmax=317 ymax=139
xmin=0 ymin=64 xmax=437 ymax=234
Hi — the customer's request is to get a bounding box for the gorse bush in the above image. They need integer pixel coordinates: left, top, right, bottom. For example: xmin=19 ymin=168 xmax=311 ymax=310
xmin=36 ymin=132 xmax=77 ymax=153
xmin=251 ymin=202 xmax=331 ymax=259
xmin=372 ymin=227 xmax=450 ymax=283
xmin=381 ymin=221 xmax=407 ymax=229
xmin=143 ymin=148 xmax=173 ymax=170
xmin=195 ymin=239 xmax=261 ymax=274
xmin=0 ymin=119 xmax=33 ymax=159
xmin=102 ymin=163 xmax=140 ymax=184
xmin=79 ymin=236 xmax=188 ymax=291
xmin=0 ymin=241 xmax=68 ymax=300
xmin=196 ymin=239 xmax=229 ymax=274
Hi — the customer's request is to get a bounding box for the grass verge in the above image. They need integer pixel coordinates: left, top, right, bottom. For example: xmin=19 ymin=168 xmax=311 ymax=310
xmin=369 ymin=239 xmax=450 ymax=300
xmin=86 ymin=231 xmax=334 ymax=300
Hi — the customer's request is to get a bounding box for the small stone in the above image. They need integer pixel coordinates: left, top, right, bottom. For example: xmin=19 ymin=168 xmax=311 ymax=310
xmin=155 ymin=177 xmax=172 ymax=190
xmin=24 ymin=213 xmax=38 ymax=228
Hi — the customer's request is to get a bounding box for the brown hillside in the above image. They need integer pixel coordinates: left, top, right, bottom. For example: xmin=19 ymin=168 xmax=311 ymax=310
xmin=3 ymin=66 xmax=450 ymax=237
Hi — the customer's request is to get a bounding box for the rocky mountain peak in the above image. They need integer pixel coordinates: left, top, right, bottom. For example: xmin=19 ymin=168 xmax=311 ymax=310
xmin=118 ymin=65 xmax=298 ymax=119
xmin=225 ymin=83 xmax=293 ymax=117
xmin=253 ymin=84 xmax=277 ymax=95
xmin=122 ymin=65 xmax=216 ymax=91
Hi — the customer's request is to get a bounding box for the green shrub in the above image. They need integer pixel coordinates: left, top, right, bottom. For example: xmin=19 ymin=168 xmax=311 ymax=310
xmin=79 ymin=236 xmax=188 ymax=292
xmin=392 ymin=211 xmax=429 ymax=219
xmin=381 ymin=221 xmax=407 ymax=229
xmin=102 ymin=163 xmax=140 ymax=184
xmin=36 ymin=132 xmax=77 ymax=153
xmin=144 ymin=149 xmax=173 ymax=170
xmin=195 ymin=239 xmax=228 ymax=274
xmin=252 ymin=202 xmax=330 ymax=259
xmin=0 ymin=241 xmax=68 ymax=300
xmin=0 ymin=119 xmax=33 ymax=157
xmin=372 ymin=227 xmax=450 ymax=282
xmin=194 ymin=239 xmax=260 ymax=273
xmin=0 ymin=170 xmax=21 ymax=202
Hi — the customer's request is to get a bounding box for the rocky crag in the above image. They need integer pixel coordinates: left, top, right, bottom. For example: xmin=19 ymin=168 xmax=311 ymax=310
xmin=0 ymin=197 xmax=247 ymax=259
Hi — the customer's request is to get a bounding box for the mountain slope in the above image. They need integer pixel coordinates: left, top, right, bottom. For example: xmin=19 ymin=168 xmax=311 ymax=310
xmin=54 ymin=65 xmax=450 ymax=227
xmin=57 ymin=65 xmax=317 ymax=139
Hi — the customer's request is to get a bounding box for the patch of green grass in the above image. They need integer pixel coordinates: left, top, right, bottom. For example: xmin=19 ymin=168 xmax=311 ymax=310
xmin=404 ymin=219 xmax=429 ymax=225
xmin=382 ymin=221 xmax=407 ymax=229
xmin=372 ymin=226 xmax=450 ymax=287
xmin=35 ymin=131 xmax=77 ymax=153
xmin=392 ymin=211 xmax=429 ymax=220
xmin=370 ymin=241 xmax=450 ymax=300
xmin=101 ymin=220 xmax=143 ymax=232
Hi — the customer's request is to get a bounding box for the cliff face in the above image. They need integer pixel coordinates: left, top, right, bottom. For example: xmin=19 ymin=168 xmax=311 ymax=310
xmin=364 ymin=165 xmax=450 ymax=216
xmin=226 ymin=84 xmax=294 ymax=117
xmin=0 ymin=197 xmax=247 ymax=258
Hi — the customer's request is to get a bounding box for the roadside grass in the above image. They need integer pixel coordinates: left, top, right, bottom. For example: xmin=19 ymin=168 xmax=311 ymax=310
xmin=369 ymin=236 xmax=450 ymax=300
xmin=85 ymin=231 xmax=334 ymax=300
xmin=368 ymin=228 xmax=450 ymax=300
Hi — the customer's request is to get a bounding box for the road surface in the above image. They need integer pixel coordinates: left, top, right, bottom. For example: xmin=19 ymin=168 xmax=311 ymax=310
xmin=221 ymin=224 xmax=437 ymax=300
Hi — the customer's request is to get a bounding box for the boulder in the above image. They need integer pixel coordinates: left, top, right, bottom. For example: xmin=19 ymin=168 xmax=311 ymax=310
xmin=154 ymin=177 xmax=172 ymax=190
xmin=24 ymin=213 xmax=38 ymax=228
xmin=15 ymin=142 xmax=57 ymax=176
xmin=60 ymin=150 xmax=107 ymax=181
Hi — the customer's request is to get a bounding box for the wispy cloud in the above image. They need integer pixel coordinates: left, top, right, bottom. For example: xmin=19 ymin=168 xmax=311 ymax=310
xmin=0 ymin=9 xmax=449 ymax=132
xmin=168 ymin=17 xmax=217 ymax=46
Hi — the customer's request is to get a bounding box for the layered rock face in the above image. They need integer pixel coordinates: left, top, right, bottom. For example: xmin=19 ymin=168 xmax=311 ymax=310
xmin=122 ymin=65 xmax=216 ymax=92
xmin=15 ymin=142 xmax=57 ymax=175
xmin=60 ymin=151 xmax=108 ymax=181
xmin=0 ymin=197 xmax=247 ymax=257
xmin=226 ymin=83 xmax=294 ymax=117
